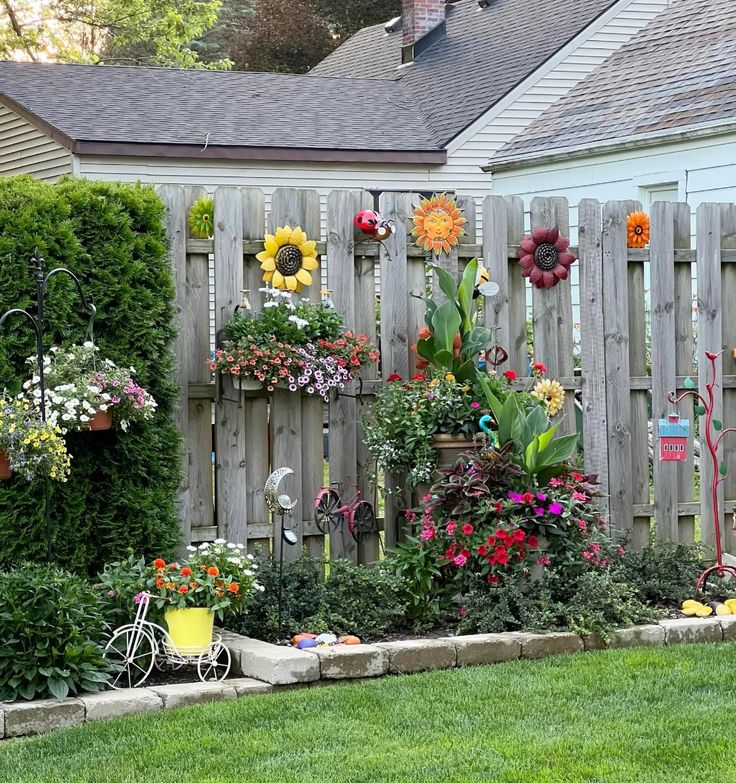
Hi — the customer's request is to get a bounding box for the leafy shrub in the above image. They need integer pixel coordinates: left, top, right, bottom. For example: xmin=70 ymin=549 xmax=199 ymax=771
xmin=0 ymin=176 xmax=181 ymax=573
xmin=96 ymin=553 xmax=149 ymax=628
xmin=0 ymin=563 xmax=114 ymax=701
xmin=318 ymin=559 xmax=409 ymax=638
xmin=615 ymin=542 xmax=704 ymax=606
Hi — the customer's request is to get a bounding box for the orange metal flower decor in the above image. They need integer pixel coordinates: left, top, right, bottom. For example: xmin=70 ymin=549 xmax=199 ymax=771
xmin=627 ymin=211 xmax=650 ymax=248
xmin=518 ymin=226 xmax=576 ymax=289
xmin=411 ymin=193 xmax=466 ymax=255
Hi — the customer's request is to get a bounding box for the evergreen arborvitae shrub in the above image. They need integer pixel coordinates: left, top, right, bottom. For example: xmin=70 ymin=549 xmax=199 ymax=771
xmin=0 ymin=176 xmax=182 ymax=573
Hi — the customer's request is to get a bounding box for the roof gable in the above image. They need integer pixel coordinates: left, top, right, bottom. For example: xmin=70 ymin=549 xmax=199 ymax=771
xmin=311 ymin=0 xmax=619 ymax=146
xmin=491 ymin=0 xmax=736 ymax=166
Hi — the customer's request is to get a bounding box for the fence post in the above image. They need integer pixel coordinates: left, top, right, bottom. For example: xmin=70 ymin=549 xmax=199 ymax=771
xmin=651 ymin=201 xmax=679 ymax=543
xmin=214 ymin=187 xmax=247 ymax=545
xmin=578 ymin=199 xmax=609 ymax=512
xmin=241 ymin=187 xmax=270 ymax=556
xmin=530 ymin=197 xmax=576 ymax=437
xmin=379 ymin=191 xmax=412 ymax=549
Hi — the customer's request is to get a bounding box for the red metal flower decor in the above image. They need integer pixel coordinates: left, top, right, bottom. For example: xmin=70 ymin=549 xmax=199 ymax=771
xmin=668 ymin=350 xmax=736 ymax=591
xmin=518 ymin=227 xmax=576 ymax=289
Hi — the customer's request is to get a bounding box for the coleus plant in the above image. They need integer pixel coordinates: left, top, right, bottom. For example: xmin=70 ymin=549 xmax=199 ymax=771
xmin=415 ymin=259 xmax=494 ymax=383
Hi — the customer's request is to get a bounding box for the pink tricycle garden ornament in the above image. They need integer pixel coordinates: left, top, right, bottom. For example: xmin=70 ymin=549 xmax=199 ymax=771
xmin=667 ymin=350 xmax=736 ymax=590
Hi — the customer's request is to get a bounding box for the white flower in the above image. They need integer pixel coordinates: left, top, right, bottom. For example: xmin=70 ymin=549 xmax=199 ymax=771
xmin=246 ymin=553 xmax=255 ymax=561
xmin=120 ymin=420 xmax=129 ymax=431
xmin=226 ymin=542 xmax=236 ymax=549
xmin=288 ymin=315 xmax=309 ymax=329
xmin=98 ymin=404 xmax=108 ymax=412
xmin=61 ymin=413 xmax=72 ymax=421
xmin=243 ymin=569 xmax=253 ymax=577
xmin=227 ymin=557 xmax=241 ymax=565
xmin=79 ymin=415 xmax=90 ymax=422
xmin=257 ymin=583 xmax=265 ymax=592
xmin=186 ymin=545 xmax=197 ymax=552
xmin=263 ymin=301 xmax=278 ymax=309
xmin=214 ymin=538 xmax=226 ymax=545
xmin=83 ymin=341 xmax=95 ymax=349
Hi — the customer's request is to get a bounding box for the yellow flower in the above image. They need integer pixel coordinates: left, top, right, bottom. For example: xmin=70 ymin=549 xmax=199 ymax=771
xmin=445 ymin=373 xmax=456 ymax=382
xmin=256 ymin=225 xmax=319 ymax=292
xmin=532 ymin=379 xmax=565 ymax=417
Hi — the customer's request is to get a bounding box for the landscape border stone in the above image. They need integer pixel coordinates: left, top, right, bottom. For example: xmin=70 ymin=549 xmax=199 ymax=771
xmin=2 ymin=618 xmax=733 ymax=741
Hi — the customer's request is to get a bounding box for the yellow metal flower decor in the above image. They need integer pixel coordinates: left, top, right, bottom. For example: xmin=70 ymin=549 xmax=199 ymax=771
xmin=532 ymin=378 xmax=565 ymax=417
xmin=412 ymin=193 xmax=466 ymax=255
xmin=257 ymin=226 xmax=319 ymax=292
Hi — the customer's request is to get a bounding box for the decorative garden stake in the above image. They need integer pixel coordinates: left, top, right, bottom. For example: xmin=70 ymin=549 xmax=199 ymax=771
xmin=0 ymin=251 xmax=95 ymax=562
xmin=668 ymin=351 xmax=736 ymax=589
xmin=265 ymin=467 xmax=299 ymax=640
xmin=518 ymin=227 xmax=576 ymax=289
xmin=257 ymin=225 xmax=319 ymax=292
xmin=626 ymin=211 xmax=650 ymax=249
xmin=188 ymin=197 xmax=215 ymax=239
xmin=658 ymin=414 xmax=689 ymax=462
xmin=412 ymin=193 xmax=465 ymax=255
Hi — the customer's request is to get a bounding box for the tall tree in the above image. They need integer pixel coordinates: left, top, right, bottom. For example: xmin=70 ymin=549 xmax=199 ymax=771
xmin=314 ymin=0 xmax=401 ymax=41
xmin=0 ymin=0 xmax=228 ymax=67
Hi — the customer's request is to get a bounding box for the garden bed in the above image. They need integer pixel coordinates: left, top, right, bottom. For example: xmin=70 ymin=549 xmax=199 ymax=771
xmin=3 ymin=617 xmax=734 ymax=740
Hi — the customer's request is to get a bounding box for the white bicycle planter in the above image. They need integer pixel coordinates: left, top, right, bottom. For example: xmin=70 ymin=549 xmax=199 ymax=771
xmin=104 ymin=592 xmax=231 ymax=689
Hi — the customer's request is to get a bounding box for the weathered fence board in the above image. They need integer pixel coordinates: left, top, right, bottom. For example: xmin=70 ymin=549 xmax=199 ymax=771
xmin=160 ymin=184 xmax=736 ymax=562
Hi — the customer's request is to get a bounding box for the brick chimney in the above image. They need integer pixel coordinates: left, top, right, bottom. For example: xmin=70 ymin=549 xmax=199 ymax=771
xmin=402 ymin=0 xmax=446 ymax=63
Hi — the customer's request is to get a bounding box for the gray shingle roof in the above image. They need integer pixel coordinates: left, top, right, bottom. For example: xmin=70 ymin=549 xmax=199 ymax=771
xmin=0 ymin=61 xmax=441 ymax=154
xmin=311 ymin=0 xmax=618 ymax=146
xmin=491 ymin=0 xmax=736 ymax=165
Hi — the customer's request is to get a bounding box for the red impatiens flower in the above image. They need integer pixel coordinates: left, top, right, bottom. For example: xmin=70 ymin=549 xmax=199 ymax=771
xmin=487 ymin=575 xmax=499 ymax=584
xmin=412 ymin=373 xmax=427 ymax=382
xmin=503 ymin=370 xmax=517 ymax=382
xmin=533 ymin=362 xmax=547 ymax=374
xmin=527 ymin=535 xmax=540 ymax=549
xmin=386 ymin=373 xmax=403 ymax=382
xmin=513 ymin=529 xmax=526 ymax=542
xmin=477 ymin=545 xmax=488 ymax=556
xmin=518 ymin=226 xmax=576 ymax=289
xmin=496 ymin=550 xmax=509 ymax=565
xmin=462 ymin=523 xmax=474 ymax=536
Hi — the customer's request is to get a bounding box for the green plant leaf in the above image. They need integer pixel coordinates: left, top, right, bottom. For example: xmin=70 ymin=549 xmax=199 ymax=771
xmin=524 ymin=437 xmax=540 ymax=474
xmin=431 ymin=300 xmax=462 ymax=354
xmin=457 ymin=258 xmax=478 ymax=332
xmin=416 ymin=337 xmax=436 ymax=363
xmin=695 ymin=404 xmax=706 ymax=416
xmin=430 ymin=263 xmax=462 ymax=309
xmin=525 ymin=405 xmax=548 ymax=440
xmin=537 ymin=421 xmax=560 ymax=452
xmin=720 ymin=461 xmax=729 ymax=476
xmin=434 ymin=349 xmax=454 ymax=367
xmin=534 ymin=433 xmax=579 ymax=470
xmin=714 ymin=420 xmax=723 ymax=431
xmin=47 ymin=677 xmax=69 ymax=701
xmin=684 ymin=377 xmax=696 ymax=389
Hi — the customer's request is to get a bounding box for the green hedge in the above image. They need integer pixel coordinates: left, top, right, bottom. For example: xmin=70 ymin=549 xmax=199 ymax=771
xmin=0 ymin=176 xmax=182 ymax=573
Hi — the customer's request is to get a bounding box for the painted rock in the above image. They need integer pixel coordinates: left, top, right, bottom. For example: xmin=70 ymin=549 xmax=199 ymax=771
xmin=297 ymin=638 xmax=318 ymax=649
xmin=338 ymin=635 xmax=361 ymax=645
xmin=292 ymin=633 xmax=317 ymax=646
xmin=314 ymin=633 xmax=338 ymax=646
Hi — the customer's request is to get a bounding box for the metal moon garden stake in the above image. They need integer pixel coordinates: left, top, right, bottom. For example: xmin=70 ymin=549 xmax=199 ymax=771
xmin=0 ymin=251 xmax=96 ymax=562
xmin=265 ymin=467 xmax=299 ymax=639
xmin=667 ymin=350 xmax=736 ymax=589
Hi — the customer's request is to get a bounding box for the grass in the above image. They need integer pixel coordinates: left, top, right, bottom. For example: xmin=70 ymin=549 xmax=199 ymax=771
xmin=3 ymin=644 xmax=736 ymax=782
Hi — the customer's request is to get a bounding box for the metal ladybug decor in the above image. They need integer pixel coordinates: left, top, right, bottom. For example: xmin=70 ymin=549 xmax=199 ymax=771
xmin=354 ymin=209 xmax=395 ymax=241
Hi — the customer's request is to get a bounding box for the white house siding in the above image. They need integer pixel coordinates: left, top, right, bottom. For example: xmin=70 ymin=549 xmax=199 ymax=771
xmin=0 ymin=104 xmax=71 ymax=181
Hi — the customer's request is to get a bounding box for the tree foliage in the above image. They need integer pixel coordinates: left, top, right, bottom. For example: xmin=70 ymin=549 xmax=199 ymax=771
xmin=0 ymin=0 xmax=228 ymax=67
xmin=0 ymin=176 xmax=182 ymax=574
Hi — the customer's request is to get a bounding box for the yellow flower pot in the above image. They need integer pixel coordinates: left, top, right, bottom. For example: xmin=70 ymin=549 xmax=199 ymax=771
xmin=164 ymin=607 xmax=214 ymax=654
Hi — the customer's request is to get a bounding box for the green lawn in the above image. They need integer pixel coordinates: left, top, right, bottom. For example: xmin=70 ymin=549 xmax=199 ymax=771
xmin=3 ymin=644 xmax=736 ymax=782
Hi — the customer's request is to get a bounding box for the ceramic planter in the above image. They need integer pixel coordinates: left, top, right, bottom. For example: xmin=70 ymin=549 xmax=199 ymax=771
xmin=164 ymin=606 xmax=215 ymax=654
xmin=0 ymin=450 xmax=11 ymax=480
xmin=88 ymin=409 xmax=113 ymax=431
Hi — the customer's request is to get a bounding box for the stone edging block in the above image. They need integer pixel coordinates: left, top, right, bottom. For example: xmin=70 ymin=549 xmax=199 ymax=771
xmin=659 ymin=617 xmax=723 ymax=645
xmin=149 ymin=682 xmax=238 ymax=708
xmin=1 ymin=698 xmax=85 ymax=738
xmin=376 ymin=639 xmax=457 ymax=674
xmin=442 ymin=633 xmax=522 ymax=666
xmin=80 ymin=689 xmax=162 ymax=722
xmin=222 ymin=631 xmax=320 ymax=685
xmin=306 ymin=644 xmax=389 ymax=679
xmin=519 ymin=632 xmax=584 ymax=659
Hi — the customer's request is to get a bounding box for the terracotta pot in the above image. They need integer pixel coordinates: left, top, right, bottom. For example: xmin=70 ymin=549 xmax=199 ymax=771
xmin=0 ymin=450 xmax=11 ymax=480
xmin=88 ymin=409 xmax=113 ymax=431
xmin=432 ymin=433 xmax=473 ymax=472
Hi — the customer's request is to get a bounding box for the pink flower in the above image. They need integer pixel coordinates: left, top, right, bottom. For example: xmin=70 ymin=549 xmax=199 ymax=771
xmin=462 ymin=523 xmax=474 ymax=536
xmin=446 ymin=521 xmax=457 ymax=536
xmin=572 ymin=491 xmax=587 ymax=502
xmin=582 ymin=550 xmax=593 ymax=560
xmin=548 ymin=502 xmax=564 ymax=515
xmin=471 ymin=401 xmax=480 ymax=409
xmin=458 ymin=607 xmax=468 ymax=618
xmin=133 ymin=592 xmax=145 ymax=604
xmin=577 ymin=519 xmax=587 ymax=530
xmin=536 ymin=555 xmax=551 ymax=567
xmin=549 ymin=477 xmax=564 ymax=487
xmin=420 ymin=527 xmax=436 ymax=541
xmin=453 ymin=554 xmax=467 ymax=567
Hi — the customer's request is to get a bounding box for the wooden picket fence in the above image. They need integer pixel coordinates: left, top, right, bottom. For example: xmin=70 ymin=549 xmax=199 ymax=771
xmin=158 ymin=186 xmax=736 ymax=562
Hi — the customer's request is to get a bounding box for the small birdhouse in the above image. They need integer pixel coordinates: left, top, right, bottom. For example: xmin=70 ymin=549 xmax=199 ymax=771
xmin=659 ymin=414 xmax=689 ymax=462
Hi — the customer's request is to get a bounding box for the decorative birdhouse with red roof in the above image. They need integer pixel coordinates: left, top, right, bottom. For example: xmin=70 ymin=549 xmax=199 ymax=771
xmin=659 ymin=414 xmax=689 ymax=462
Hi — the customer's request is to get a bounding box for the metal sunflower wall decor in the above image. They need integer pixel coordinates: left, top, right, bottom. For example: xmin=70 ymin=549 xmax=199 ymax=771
xmin=411 ymin=193 xmax=466 ymax=255
xmin=627 ymin=211 xmax=650 ymax=249
xmin=256 ymin=226 xmax=319 ymax=292
xmin=518 ymin=227 xmax=576 ymax=289
xmin=188 ymin=198 xmax=215 ymax=239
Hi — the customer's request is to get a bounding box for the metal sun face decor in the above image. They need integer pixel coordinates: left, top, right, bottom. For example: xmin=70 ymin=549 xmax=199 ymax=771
xmin=411 ymin=193 xmax=466 ymax=255
xmin=256 ymin=226 xmax=319 ymax=293
xmin=518 ymin=226 xmax=576 ymax=289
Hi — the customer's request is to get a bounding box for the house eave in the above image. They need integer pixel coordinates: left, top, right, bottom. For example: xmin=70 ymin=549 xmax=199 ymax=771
xmin=71 ymin=141 xmax=448 ymax=165
xmin=484 ymin=120 xmax=736 ymax=174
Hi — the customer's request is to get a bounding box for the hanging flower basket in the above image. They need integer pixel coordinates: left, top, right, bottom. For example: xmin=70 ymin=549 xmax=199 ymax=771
xmin=88 ymin=409 xmax=113 ymax=432
xmin=0 ymin=450 xmax=11 ymax=481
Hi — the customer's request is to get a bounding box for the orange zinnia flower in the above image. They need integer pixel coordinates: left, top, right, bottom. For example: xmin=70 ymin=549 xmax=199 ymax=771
xmin=228 ymin=582 xmax=240 ymax=593
xmin=155 ymin=577 xmax=164 ymax=588
xmin=207 ymin=566 xmax=219 ymax=577
xmin=627 ymin=212 xmax=650 ymax=248
xmin=178 ymin=585 xmax=188 ymax=594
xmin=180 ymin=567 xmax=192 ymax=577
xmin=153 ymin=558 xmax=166 ymax=569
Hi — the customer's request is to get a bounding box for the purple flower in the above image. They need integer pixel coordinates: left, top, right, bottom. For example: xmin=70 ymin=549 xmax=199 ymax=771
xmin=536 ymin=493 xmax=547 ymax=502
xmin=134 ymin=592 xmax=145 ymax=605
xmin=507 ymin=492 xmax=523 ymax=503
xmin=533 ymin=507 xmax=545 ymax=516
xmin=548 ymin=502 xmax=564 ymax=515
xmin=107 ymin=590 xmax=116 ymax=598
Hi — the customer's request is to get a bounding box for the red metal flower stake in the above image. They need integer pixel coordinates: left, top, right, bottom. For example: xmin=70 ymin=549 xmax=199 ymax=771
xmin=668 ymin=350 xmax=736 ymax=590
